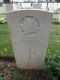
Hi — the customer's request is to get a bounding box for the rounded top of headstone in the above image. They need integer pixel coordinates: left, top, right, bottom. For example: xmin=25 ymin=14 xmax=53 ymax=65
xmin=5 ymin=9 xmax=52 ymax=14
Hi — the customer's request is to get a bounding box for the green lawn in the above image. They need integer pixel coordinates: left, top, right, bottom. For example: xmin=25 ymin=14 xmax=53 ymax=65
xmin=0 ymin=7 xmax=5 ymax=14
xmin=0 ymin=8 xmax=14 ymax=57
xmin=46 ymin=23 xmax=60 ymax=58
xmin=53 ymin=13 xmax=58 ymax=19
xmin=0 ymin=23 xmax=13 ymax=57
xmin=0 ymin=7 xmax=6 ymax=18
xmin=0 ymin=13 xmax=6 ymax=18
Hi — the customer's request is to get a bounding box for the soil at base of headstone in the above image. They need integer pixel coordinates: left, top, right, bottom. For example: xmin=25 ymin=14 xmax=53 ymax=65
xmin=0 ymin=59 xmax=48 ymax=80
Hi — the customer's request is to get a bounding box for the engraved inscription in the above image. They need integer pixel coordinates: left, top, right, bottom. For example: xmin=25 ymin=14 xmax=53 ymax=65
xmin=19 ymin=16 xmax=40 ymax=56
xmin=16 ymin=16 xmax=40 ymax=56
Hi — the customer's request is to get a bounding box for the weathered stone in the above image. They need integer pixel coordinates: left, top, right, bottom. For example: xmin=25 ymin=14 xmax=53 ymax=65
xmin=6 ymin=9 xmax=52 ymax=69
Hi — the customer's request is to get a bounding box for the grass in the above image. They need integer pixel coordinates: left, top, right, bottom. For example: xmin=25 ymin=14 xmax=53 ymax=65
xmin=53 ymin=14 xmax=58 ymax=19
xmin=0 ymin=13 xmax=6 ymax=18
xmin=0 ymin=7 xmax=6 ymax=18
xmin=46 ymin=23 xmax=60 ymax=58
xmin=0 ymin=23 xmax=13 ymax=57
xmin=53 ymin=9 xmax=60 ymax=21
xmin=0 ymin=8 xmax=13 ymax=57
xmin=0 ymin=7 xmax=5 ymax=14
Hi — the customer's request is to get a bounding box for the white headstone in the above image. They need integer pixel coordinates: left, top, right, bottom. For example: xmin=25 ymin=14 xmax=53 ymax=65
xmin=22 ymin=3 xmax=31 ymax=9
xmin=3 ymin=4 xmax=13 ymax=12
xmin=6 ymin=9 xmax=52 ymax=69
xmin=48 ymin=3 xmax=54 ymax=12
xmin=15 ymin=3 xmax=21 ymax=10
xmin=32 ymin=3 xmax=42 ymax=9
xmin=58 ymin=3 xmax=60 ymax=8
xmin=2 ymin=4 xmax=6 ymax=12
xmin=41 ymin=3 xmax=47 ymax=11
xmin=13 ymin=4 xmax=17 ymax=11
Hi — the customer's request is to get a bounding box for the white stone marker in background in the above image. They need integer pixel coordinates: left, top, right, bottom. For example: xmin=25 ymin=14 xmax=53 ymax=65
xmin=13 ymin=4 xmax=17 ymax=11
xmin=32 ymin=3 xmax=42 ymax=9
xmin=48 ymin=3 xmax=54 ymax=12
xmin=15 ymin=3 xmax=21 ymax=10
xmin=6 ymin=9 xmax=52 ymax=69
xmin=41 ymin=3 xmax=47 ymax=11
xmin=3 ymin=4 xmax=13 ymax=12
xmin=2 ymin=4 xmax=6 ymax=12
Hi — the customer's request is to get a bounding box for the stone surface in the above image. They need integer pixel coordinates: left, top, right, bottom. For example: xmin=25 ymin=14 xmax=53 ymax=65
xmin=2 ymin=4 xmax=6 ymax=12
xmin=6 ymin=9 xmax=52 ymax=69
xmin=22 ymin=3 xmax=31 ymax=9
xmin=15 ymin=3 xmax=21 ymax=10
xmin=32 ymin=3 xmax=42 ymax=9
xmin=13 ymin=4 xmax=16 ymax=11
xmin=4 ymin=4 xmax=13 ymax=12
xmin=3 ymin=3 xmax=21 ymax=12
